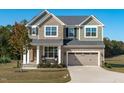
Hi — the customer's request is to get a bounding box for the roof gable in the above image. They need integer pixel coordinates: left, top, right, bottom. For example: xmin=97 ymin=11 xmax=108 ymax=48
xmin=26 ymin=10 xmax=49 ymax=26
xmin=26 ymin=10 xmax=65 ymax=27
xmin=79 ymin=15 xmax=104 ymax=26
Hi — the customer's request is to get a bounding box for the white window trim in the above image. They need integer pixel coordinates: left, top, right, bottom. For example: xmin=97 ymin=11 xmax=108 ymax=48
xmin=67 ymin=27 xmax=75 ymax=38
xmin=44 ymin=25 xmax=58 ymax=37
xmin=84 ymin=25 xmax=98 ymax=38
xmin=31 ymin=25 xmax=37 ymax=36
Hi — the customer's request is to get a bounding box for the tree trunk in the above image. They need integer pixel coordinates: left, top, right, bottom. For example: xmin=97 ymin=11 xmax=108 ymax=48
xmin=19 ymin=53 xmax=23 ymax=72
xmin=20 ymin=53 xmax=23 ymax=64
xmin=16 ymin=53 xmax=23 ymax=72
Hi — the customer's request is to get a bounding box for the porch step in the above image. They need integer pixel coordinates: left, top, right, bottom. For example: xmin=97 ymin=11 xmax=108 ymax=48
xmin=22 ymin=64 xmax=37 ymax=69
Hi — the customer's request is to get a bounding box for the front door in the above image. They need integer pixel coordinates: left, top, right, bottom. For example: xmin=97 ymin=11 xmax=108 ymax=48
xmin=30 ymin=46 xmax=36 ymax=63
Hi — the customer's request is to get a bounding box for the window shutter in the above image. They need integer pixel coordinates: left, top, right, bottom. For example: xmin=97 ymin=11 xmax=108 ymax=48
xmin=29 ymin=27 xmax=32 ymax=35
xmin=66 ymin=28 xmax=68 ymax=37
xmin=36 ymin=27 xmax=38 ymax=35
xmin=74 ymin=28 xmax=77 ymax=37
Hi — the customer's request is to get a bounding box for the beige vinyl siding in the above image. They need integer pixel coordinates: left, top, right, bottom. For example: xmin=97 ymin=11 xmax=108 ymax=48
xmin=38 ymin=16 xmax=64 ymax=39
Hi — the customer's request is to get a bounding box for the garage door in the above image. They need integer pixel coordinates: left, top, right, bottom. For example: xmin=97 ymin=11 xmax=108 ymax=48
xmin=68 ymin=52 xmax=98 ymax=66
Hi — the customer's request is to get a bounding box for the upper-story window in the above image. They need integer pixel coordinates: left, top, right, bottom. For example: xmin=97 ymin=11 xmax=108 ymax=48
xmin=44 ymin=25 xmax=58 ymax=37
xmin=31 ymin=26 xmax=38 ymax=36
xmin=84 ymin=26 xmax=98 ymax=38
xmin=68 ymin=28 xmax=76 ymax=38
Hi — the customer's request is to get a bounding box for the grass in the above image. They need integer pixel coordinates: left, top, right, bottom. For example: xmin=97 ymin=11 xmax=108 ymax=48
xmin=103 ymin=55 xmax=124 ymax=73
xmin=0 ymin=61 xmax=71 ymax=83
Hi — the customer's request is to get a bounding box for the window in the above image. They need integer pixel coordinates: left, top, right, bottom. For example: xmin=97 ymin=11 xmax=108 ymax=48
xmin=31 ymin=26 xmax=38 ymax=36
xmin=45 ymin=47 xmax=58 ymax=58
xmin=68 ymin=28 xmax=76 ymax=38
xmin=44 ymin=25 xmax=58 ymax=37
xmin=85 ymin=27 xmax=97 ymax=38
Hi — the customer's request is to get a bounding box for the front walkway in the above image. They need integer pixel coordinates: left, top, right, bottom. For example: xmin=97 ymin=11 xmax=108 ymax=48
xmin=68 ymin=66 xmax=124 ymax=83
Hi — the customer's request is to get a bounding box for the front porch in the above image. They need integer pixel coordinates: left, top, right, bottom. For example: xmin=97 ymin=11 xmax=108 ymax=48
xmin=23 ymin=46 xmax=62 ymax=66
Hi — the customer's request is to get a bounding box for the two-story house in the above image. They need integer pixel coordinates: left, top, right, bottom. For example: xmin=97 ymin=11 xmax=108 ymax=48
xmin=23 ymin=10 xmax=105 ymax=68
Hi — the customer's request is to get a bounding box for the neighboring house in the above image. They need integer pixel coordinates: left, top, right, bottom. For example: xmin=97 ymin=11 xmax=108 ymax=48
xmin=23 ymin=10 xmax=105 ymax=68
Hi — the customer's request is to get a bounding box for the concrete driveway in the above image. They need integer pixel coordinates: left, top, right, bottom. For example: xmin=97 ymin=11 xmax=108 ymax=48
xmin=68 ymin=66 xmax=124 ymax=83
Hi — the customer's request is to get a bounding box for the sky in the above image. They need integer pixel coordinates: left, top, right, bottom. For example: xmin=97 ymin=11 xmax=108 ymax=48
xmin=0 ymin=9 xmax=124 ymax=41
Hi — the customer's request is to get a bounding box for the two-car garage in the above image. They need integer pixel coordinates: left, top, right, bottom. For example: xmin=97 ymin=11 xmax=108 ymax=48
xmin=64 ymin=41 xmax=104 ymax=67
xmin=67 ymin=51 xmax=100 ymax=66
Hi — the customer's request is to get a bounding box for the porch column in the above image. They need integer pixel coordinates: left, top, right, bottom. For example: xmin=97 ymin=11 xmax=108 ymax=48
xmin=58 ymin=46 xmax=61 ymax=64
xmin=36 ymin=45 xmax=40 ymax=64
xmin=23 ymin=51 xmax=26 ymax=64
xmin=27 ymin=49 xmax=30 ymax=64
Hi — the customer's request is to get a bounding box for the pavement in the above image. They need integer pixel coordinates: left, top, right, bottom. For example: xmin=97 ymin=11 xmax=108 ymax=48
xmin=68 ymin=66 xmax=124 ymax=83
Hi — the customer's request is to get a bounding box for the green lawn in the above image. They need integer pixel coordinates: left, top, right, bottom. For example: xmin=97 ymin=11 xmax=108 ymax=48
xmin=0 ymin=61 xmax=71 ymax=83
xmin=103 ymin=55 xmax=124 ymax=73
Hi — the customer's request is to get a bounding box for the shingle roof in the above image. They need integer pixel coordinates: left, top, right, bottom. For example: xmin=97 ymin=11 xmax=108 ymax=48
xmin=64 ymin=39 xmax=105 ymax=48
xmin=57 ymin=16 xmax=89 ymax=25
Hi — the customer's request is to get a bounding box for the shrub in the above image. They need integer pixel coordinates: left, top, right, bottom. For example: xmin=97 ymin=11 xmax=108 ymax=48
xmin=60 ymin=62 xmax=66 ymax=68
xmin=45 ymin=62 xmax=51 ymax=68
xmin=0 ymin=56 xmax=11 ymax=64
xmin=37 ymin=62 xmax=50 ymax=68
xmin=104 ymin=62 xmax=112 ymax=69
xmin=57 ymin=64 xmax=63 ymax=68
xmin=37 ymin=61 xmax=66 ymax=68
xmin=50 ymin=63 xmax=58 ymax=68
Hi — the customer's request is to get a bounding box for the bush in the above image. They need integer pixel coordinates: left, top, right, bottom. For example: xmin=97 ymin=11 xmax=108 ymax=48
xmin=37 ymin=61 xmax=66 ymax=68
xmin=104 ymin=62 xmax=112 ymax=69
xmin=0 ymin=56 xmax=11 ymax=64
xmin=37 ymin=62 xmax=50 ymax=68
xmin=50 ymin=63 xmax=58 ymax=68
xmin=60 ymin=62 xmax=66 ymax=68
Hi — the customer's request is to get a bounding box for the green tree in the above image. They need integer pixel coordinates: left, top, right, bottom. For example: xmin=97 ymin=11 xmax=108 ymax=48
xmin=104 ymin=37 xmax=124 ymax=57
xmin=104 ymin=37 xmax=112 ymax=57
xmin=20 ymin=19 xmax=28 ymax=25
xmin=0 ymin=26 xmax=11 ymax=57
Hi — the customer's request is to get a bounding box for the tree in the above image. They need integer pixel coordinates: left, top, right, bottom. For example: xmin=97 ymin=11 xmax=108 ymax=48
xmin=104 ymin=37 xmax=112 ymax=57
xmin=0 ymin=26 xmax=11 ymax=57
xmin=9 ymin=23 xmax=31 ymax=68
xmin=104 ymin=37 xmax=124 ymax=58
xmin=20 ymin=19 xmax=28 ymax=25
